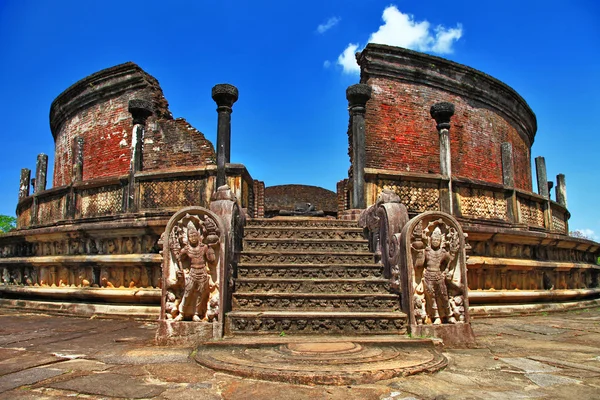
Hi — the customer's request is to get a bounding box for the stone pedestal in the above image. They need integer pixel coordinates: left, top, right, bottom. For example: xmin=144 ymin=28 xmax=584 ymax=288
xmin=155 ymin=320 xmax=216 ymax=346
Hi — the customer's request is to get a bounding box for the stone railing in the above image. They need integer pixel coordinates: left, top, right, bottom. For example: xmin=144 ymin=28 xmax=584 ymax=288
xmin=16 ymin=164 xmax=257 ymax=229
xmin=356 ymin=169 xmax=569 ymax=235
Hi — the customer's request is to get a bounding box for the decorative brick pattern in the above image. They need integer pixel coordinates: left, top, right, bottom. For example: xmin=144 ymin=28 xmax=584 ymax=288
xmin=79 ymin=185 xmax=123 ymax=218
xmin=456 ymin=187 xmax=508 ymax=221
xmin=37 ymin=194 xmax=66 ymax=224
xmin=519 ymin=197 xmax=544 ymax=227
xmin=551 ymin=205 xmax=567 ymax=234
xmin=139 ymin=178 xmax=209 ymax=209
xmin=380 ymin=180 xmax=439 ymax=213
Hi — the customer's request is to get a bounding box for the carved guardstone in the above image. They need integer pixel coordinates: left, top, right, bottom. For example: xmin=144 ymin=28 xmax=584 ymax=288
xmin=156 ymin=206 xmax=226 ymax=345
xmin=400 ymin=211 xmax=475 ymax=347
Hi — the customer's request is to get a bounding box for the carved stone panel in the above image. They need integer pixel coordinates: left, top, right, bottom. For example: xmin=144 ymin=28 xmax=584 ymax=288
xmin=79 ymin=185 xmax=123 ymax=218
xmin=400 ymin=212 xmax=471 ymax=327
xmin=161 ymin=207 xmax=225 ymax=326
xmin=379 ymin=180 xmax=440 ymax=213
xmin=456 ymin=187 xmax=508 ymax=221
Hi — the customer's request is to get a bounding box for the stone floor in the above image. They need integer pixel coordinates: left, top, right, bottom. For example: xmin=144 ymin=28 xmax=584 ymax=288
xmin=0 ymin=307 xmax=599 ymax=399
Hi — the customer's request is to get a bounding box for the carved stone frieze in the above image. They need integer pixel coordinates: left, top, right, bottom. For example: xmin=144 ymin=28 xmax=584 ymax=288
xmin=235 ymin=280 xmax=391 ymax=294
xmin=237 ymin=265 xmax=382 ymax=279
xmin=233 ymin=295 xmax=400 ymax=311
xmin=243 ymin=229 xmax=364 ymax=240
xmin=229 ymin=316 xmax=405 ymax=334
xmin=239 ymin=253 xmax=374 ymax=264
xmin=243 ymin=240 xmax=369 ymax=253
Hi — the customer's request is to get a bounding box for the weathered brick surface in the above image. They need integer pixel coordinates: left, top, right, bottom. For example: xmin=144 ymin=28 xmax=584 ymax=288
xmin=264 ymin=185 xmax=337 ymax=215
xmin=50 ymin=62 xmax=215 ymax=187
xmin=356 ymin=44 xmax=536 ymax=192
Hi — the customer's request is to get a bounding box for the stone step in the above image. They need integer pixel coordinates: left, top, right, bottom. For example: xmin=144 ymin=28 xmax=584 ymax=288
xmin=232 ymin=293 xmax=400 ymax=312
xmin=235 ymin=278 xmax=391 ymax=294
xmin=244 ymin=227 xmax=364 ymax=240
xmin=243 ymin=238 xmax=369 ymax=253
xmin=226 ymin=311 xmax=407 ymax=335
xmin=237 ymin=263 xmax=384 ymax=279
xmin=239 ymin=251 xmax=374 ymax=265
xmin=246 ymin=218 xmax=359 ymax=228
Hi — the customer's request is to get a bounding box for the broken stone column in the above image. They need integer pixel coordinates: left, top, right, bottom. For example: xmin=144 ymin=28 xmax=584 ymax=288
xmin=127 ymin=99 xmax=153 ymax=211
xmin=72 ymin=137 xmax=84 ymax=182
xmin=212 ymin=84 xmax=239 ymax=189
xmin=430 ymin=102 xmax=455 ymax=214
xmin=34 ymin=154 xmax=48 ymax=194
xmin=556 ymin=174 xmax=567 ymax=207
xmin=346 ymin=84 xmax=371 ymax=210
xmin=501 ymin=142 xmax=514 ymax=187
xmin=501 ymin=142 xmax=518 ymax=223
xmin=19 ymin=168 xmax=31 ymax=201
xmin=535 ymin=156 xmax=548 ymax=199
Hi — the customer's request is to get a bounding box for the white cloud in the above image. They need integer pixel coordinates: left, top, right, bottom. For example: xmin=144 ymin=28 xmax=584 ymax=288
xmin=323 ymin=60 xmax=331 ymax=68
xmin=571 ymin=228 xmax=599 ymax=241
xmin=317 ymin=16 xmax=340 ymax=34
xmin=337 ymin=43 xmax=360 ymax=74
xmin=337 ymin=5 xmax=463 ymax=74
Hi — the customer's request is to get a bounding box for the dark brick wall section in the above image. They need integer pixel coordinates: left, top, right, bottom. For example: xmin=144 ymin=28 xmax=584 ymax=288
xmin=357 ymin=44 xmax=537 ymax=192
xmin=253 ymin=180 xmax=265 ymax=218
xmin=143 ymin=118 xmax=215 ymax=172
xmin=264 ymin=185 xmax=337 ymax=215
xmin=50 ymin=62 xmax=215 ymax=187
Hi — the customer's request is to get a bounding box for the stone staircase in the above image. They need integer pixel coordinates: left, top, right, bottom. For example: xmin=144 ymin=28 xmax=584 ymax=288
xmin=225 ymin=217 xmax=407 ymax=335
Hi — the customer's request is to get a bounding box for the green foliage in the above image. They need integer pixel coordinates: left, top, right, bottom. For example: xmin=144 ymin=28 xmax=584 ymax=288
xmin=0 ymin=215 xmax=16 ymax=233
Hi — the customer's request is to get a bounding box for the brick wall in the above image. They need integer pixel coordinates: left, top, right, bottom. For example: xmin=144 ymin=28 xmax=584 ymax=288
xmin=356 ymin=44 xmax=536 ymax=192
xmin=264 ymin=185 xmax=337 ymax=215
xmin=50 ymin=62 xmax=215 ymax=187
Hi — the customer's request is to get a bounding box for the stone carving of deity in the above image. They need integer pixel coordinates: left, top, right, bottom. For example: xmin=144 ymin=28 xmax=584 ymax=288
xmin=411 ymin=219 xmax=463 ymax=325
xmin=165 ymin=213 xmax=221 ymax=322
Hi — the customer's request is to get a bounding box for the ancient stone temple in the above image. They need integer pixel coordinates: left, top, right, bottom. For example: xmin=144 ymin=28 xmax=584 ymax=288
xmin=0 ymin=43 xmax=598 ymax=345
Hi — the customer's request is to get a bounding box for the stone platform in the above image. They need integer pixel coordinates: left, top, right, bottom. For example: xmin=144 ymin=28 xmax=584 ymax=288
xmin=1 ymin=308 xmax=600 ymax=398
xmin=195 ymin=336 xmax=446 ymax=385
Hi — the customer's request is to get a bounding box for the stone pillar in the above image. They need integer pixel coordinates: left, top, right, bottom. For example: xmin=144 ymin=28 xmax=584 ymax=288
xmin=128 ymin=99 xmax=153 ymax=173
xmin=430 ymin=102 xmax=455 ymax=214
xmin=72 ymin=137 xmax=84 ymax=183
xmin=35 ymin=154 xmax=48 ymax=194
xmin=501 ymin=142 xmax=514 ymax=187
xmin=212 ymin=84 xmax=239 ymax=189
xmin=127 ymin=99 xmax=153 ymax=211
xmin=346 ymin=84 xmax=371 ymax=209
xmin=535 ymin=156 xmax=548 ymax=198
xmin=547 ymin=181 xmax=554 ymax=200
xmin=19 ymin=168 xmax=31 ymax=200
xmin=556 ymin=174 xmax=567 ymax=207
xmin=501 ymin=142 xmax=519 ymax=223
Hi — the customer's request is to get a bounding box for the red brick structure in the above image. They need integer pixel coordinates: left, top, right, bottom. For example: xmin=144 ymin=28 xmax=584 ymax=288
xmin=264 ymin=184 xmax=337 ymax=217
xmin=50 ymin=62 xmax=216 ymax=186
xmin=354 ymin=44 xmax=536 ymax=192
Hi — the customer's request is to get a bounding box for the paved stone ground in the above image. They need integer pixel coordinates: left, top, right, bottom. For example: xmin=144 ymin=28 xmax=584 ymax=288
xmin=0 ymin=308 xmax=599 ymax=399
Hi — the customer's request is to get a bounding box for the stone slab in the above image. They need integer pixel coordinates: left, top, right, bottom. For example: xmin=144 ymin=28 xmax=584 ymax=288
xmin=525 ymin=373 xmax=581 ymax=387
xmin=0 ymin=352 xmax=65 ymax=376
xmin=500 ymin=357 xmax=561 ymax=373
xmin=0 ymin=367 xmax=64 ymax=393
xmin=48 ymin=372 xmax=166 ymax=398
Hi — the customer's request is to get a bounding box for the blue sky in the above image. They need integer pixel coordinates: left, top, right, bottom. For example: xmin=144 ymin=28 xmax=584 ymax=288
xmin=0 ymin=0 xmax=598 ymax=240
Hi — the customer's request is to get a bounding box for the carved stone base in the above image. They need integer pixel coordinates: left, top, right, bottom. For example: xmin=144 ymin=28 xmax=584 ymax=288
xmin=410 ymin=323 xmax=476 ymax=348
xmin=155 ymin=320 xmax=218 ymax=346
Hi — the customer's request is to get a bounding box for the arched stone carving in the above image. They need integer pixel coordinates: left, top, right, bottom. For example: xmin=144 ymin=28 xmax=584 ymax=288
xmin=161 ymin=207 xmax=226 ymax=323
